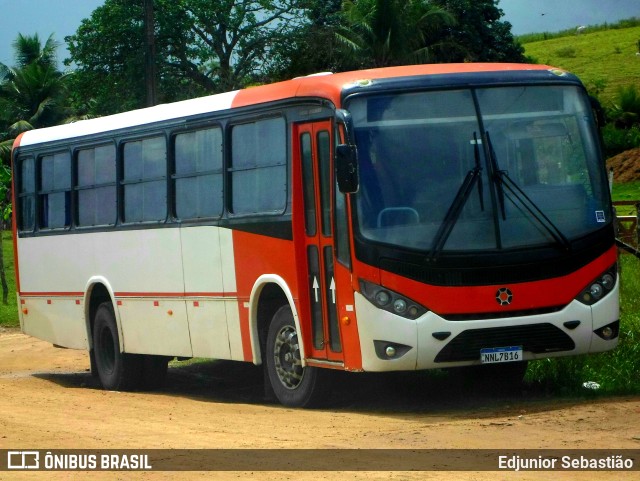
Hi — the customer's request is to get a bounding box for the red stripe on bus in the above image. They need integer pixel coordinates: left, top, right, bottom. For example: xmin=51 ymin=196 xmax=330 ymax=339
xmin=378 ymin=246 xmax=618 ymax=315
xmin=20 ymin=292 xmax=84 ymax=297
xmin=20 ymin=292 xmax=239 ymax=299
xmin=115 ymin=292 xmax=237 ymax=298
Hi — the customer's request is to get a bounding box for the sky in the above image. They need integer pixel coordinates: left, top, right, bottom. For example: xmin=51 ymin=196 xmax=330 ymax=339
xmin=499 ymin=0 xmax=640 ymax=35
xmin=0 ymin=0 xmax=639 ymax=68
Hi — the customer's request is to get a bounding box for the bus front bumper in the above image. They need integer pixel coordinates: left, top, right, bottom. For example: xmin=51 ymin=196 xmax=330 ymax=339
xmin=354 ymin=282 xmax=619 ymax=372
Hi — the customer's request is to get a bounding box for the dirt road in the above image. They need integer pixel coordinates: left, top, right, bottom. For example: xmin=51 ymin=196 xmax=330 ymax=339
xmin=1 ymin=328 xmax=639 ymax=481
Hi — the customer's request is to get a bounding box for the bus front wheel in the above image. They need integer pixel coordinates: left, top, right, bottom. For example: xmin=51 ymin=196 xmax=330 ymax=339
xmin=92 ymin=302 xmax=142 ymax=391
xmin=265 ymin=305 xmax=328 ymax=408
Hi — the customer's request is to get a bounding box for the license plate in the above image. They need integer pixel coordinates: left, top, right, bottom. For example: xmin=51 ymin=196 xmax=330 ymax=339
xmin=480 ymin=346 xmax=523 ymax=364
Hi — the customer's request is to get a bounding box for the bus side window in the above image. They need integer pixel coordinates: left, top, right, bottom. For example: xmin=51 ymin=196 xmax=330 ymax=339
xmin=17 ymin=155 xmax=36 ymax=232
xmin=174 ymin=127 xmax=223 ymax=220
xmin=122 ymin=136 xmax=167 ymax=223
xmin=334 ymin=124 xmax=351 ymax=268
xmin=39 ymin=152 xmax=71 ymax=230
xmin=229 ymin=117 xmax=286 ymax=215
xmin=76 ymin=144 xmax=117 ymax=227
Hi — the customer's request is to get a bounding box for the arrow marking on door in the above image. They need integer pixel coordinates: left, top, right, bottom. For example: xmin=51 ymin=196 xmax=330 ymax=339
xmin=312 ymin=277 xmax=319 ymax=303
xmin=330 ymin=277 xmax=336 ymax=304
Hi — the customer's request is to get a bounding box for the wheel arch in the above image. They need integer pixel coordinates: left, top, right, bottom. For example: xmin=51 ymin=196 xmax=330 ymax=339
xmin=83 ymin=277 xmax=123 ymax=352
xmin=249 ymin=275 xmax=305 ymax=367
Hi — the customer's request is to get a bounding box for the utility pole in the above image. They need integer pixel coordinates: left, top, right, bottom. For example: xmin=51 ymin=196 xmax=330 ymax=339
xmin=143 ymin=0 xmax=158 ymax=106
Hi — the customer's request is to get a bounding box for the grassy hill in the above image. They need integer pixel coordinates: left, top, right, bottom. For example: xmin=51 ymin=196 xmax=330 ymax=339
xmin=522 ymin=26 xmax=640 ymax=104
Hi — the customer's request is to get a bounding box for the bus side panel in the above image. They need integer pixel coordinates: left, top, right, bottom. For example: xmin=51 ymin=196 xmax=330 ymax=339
xmin=181 ymin=225 xmax=233 ymax=360
xmin=96 ymin=229 xmax=192 ymax=357
xmin=17 ymin=236 xmax=88 ymax=349
xmin=220 ymin=228 xmax=245 ymax=361
xmin=20 ymin=296 xmax=88 ymax=350
xmin=18 ymin=229 xmax=193 ymax=356
xmin=116 ymin=298 xmax=191 ymax=357
xmin=231 ymin=229 xmax=298 ymax=363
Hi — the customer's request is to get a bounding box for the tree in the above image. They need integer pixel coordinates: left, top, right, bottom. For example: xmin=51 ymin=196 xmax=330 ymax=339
xmin=0 ymin=33 xmax=68 ymax=304
xmin=270 ymin=0 xmax=351 ymax=79
xmin=335 ymin=0 xmax=456 ymax=68
xmin=609 ymin=85 xmax=640 ymax=129
xmin=431 ymin=0 xmax=525 ymax=62
xmin=0 ymin=34 xmax=70 ymax=161
xmin=65 ymin=0 xmax=310 ymax=116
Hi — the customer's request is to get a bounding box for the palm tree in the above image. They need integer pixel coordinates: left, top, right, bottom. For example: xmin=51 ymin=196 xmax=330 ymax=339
xmin=610 ymin=85 xmax=640 ymax=129
xmin=336 ymin=0 xmax=456 ymax=68
xmin=0 ymin=33 xmax=70 ymax=304
xmin=0 ymin=34 xmax=70 ymax=162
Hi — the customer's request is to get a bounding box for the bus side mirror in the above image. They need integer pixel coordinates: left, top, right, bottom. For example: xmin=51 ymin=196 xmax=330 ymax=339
xmin=336 ymin=144 xmax=359 ymax=193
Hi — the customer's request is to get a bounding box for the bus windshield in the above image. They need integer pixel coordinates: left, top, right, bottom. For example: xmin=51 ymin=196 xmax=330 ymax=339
xmin=348 ymin=85 xmax=610 ymax=253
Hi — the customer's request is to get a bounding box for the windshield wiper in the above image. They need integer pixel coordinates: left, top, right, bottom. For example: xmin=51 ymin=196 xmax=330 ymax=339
xmin=429 ymin=132 xmax=485 ymax=261
xmin=485 ymin=131 xmax=571 ymax=251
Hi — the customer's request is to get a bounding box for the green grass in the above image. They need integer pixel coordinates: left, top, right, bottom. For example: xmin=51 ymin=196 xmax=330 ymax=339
xmin=527 ymin=254 xmax=640 ymax=395
xmin=517 ymin=17 xmax=640 ymax=44
xmin=522 ymin=25 xmax=640 ymax=104
xmin=612 ymin=181 xmax=640 ymax=204
xmin=0 ymin=230 xmax=17 ymax=327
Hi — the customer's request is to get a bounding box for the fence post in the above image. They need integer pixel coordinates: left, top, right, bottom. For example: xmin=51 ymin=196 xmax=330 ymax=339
xmin=636 ymin=202 xmax=640 ymax=248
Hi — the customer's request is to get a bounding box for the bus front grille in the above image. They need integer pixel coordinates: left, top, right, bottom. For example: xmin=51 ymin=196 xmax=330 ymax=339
xmin=434 ymin=323 xmax=575 ymax=363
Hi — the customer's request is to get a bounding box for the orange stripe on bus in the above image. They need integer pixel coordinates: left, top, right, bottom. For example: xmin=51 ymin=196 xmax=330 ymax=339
xmin=11 ymin=132 xmax=26 ymax=294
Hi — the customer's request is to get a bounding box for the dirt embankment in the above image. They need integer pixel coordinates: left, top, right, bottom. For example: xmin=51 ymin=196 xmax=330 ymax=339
xmin=607 ymin=148 xmax=640 ymax=183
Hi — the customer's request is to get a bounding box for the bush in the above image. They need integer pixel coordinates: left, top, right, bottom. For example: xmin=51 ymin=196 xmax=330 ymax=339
xmin=609 ymin=85 xmax=640 ymax=128
xmin=555 ymin=46 xmax=577 ymax=58
xmin=602 ymin=124 xmax=640 ymax=157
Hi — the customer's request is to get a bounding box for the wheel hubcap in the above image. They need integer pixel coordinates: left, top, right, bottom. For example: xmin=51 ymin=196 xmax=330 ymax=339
xmin=273 ymin=325 xmax=304 ymax=389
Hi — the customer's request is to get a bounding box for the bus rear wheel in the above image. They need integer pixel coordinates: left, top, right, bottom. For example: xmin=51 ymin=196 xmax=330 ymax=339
xmin=92 ymin=302 xmax=142 ymax=391
xmin=265 ymin=305 xmax=328 ymax=408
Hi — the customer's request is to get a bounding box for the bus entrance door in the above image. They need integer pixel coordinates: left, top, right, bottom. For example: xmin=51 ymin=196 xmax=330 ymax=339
xmin=295 ymin=121 xmax=344 ymax=364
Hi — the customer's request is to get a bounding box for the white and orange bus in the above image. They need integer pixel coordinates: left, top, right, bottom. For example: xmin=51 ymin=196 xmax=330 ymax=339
xmin=13 ymin=64 xmax=619 ymax=407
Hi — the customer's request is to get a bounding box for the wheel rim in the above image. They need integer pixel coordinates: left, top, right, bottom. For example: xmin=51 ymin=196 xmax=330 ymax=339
xmin=98 ymin=325 xmax=116 ymax=375
xmin=273 ymin=325 xmax=304 ymax=390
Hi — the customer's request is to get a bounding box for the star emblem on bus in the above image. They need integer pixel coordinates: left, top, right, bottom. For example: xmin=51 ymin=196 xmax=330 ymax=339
xmin=496 ymin=288 xmax=513 ymax=306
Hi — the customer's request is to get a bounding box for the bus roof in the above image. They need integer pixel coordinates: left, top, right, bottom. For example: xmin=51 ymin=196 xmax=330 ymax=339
xmin=16 ymin=63 xmax=556 ymax=148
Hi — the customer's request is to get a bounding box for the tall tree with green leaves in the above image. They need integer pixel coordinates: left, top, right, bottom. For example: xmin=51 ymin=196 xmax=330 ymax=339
xmin=66 ymin=0 xmax=310 ymax=116
xmin=431 ymin=0 xmax=525 ymax=62
xmin=335 ymin=0 xmax=456 ymax=68
xmin=0 ymin=33 xmax=67 ymax=304
xmin=0 ymin=33 xmax=70 ymax=163
xmin=270 ymin=0 xmax=350 ymax=79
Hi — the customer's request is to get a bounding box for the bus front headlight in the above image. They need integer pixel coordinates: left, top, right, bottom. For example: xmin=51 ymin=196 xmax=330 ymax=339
xmin=359 ymin=279 xmax=427 ymax=320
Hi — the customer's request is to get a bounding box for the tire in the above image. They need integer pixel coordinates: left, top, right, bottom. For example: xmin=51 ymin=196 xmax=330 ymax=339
xmin=89 ymin=349 xmax=99 ymax=378
xmin=140 ymin=355 xmax=170 ymax=390
xmin=92 ymin=302 xmax=142 ymax=391
xmin=265 ymin=305 xmax=329 ymax=408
